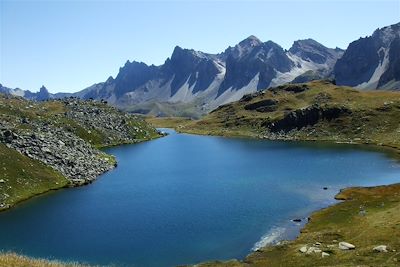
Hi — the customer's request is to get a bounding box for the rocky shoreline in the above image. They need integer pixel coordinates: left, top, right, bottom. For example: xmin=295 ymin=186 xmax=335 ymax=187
xmin=0 ymin=94 xmax=162 ymax=210
xmin=0 ymin=121 xmax=115 ymax=186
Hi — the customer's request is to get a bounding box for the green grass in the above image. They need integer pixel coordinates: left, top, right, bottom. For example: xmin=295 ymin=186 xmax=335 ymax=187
xmin=0 ymin=144 xmax=68 ymax=211
xmin=145 ymin=116 xmax=194 ymax=129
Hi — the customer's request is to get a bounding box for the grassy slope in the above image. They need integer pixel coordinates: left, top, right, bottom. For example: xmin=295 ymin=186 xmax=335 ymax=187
xmin=0 ymin=144 xmax=69 ymax=211
xmin=124 ymin=100 xmax=207 ymax=119
xmin=174 ymin=81 xmax=400 ymax=151
xmin=0 ymin=95 xmax=160 ymax=148
xmin=145 ymin=116 xmax=194 ymax=129
xmin=150 ymin=81 xmax=400 ymax=267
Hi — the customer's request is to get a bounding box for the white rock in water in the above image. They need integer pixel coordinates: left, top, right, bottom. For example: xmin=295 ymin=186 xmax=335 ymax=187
xmin=299 ymin=246 xmax=307 ymax=253
xmin=322 ymin=252 xmax=330 ymax=258
xmin=373 ymin=245 xmax=388 ymax=252
xmin=339 ymin=242 xmax=356 ymax=250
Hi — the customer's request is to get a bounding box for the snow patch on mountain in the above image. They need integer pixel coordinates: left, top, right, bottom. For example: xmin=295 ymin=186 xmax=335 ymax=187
xmin=213 ymin=72 xmax=260 ymax=108
xmin=357 ymin=47 xmax=390 ymax=89
xmin=270 ymin=53 xmax=326 ymax=87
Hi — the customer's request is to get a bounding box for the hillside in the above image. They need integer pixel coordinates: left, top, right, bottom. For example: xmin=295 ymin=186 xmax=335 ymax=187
xmin=0 ymin=94 xmax=161 ymax=211
xmin=177 ymin=80 xmax=400 ymax=150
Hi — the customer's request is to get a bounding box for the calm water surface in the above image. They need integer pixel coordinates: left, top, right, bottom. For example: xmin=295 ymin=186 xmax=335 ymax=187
xmin=0 ymin=129 xmax=399 ymax=266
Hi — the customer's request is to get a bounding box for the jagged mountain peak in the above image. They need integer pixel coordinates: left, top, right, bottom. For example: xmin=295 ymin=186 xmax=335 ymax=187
xmin=238 ymin=35 xmax=263 ymax=47
xmin=225 ymin=35 xmax=264 ymax=59
xmin=118 ymin=60 xmax=150 ymax=73
xmin=290 ymin=38 xmax=326 ymax=50
xmin=289 ymin=38 xmax=344 ymax=65
xmin=39 ymin=85 xmax=48 ymax=92
xmin=372 ymin=22 xmax=400 ymax=46
xmin=334 ymin=22 xmax=400 ymax=89
xmin=170 ymin=46 xmax=213 ymax=62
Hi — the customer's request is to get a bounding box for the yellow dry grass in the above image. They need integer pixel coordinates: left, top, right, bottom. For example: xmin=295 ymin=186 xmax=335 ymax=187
xmin=0 ymin=252 xmax=93 ymax=267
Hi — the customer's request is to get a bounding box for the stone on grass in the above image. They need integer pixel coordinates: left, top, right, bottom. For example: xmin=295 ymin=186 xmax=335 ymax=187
xmin=299 ymin=246 xmax=307 ymax=253
xmin=306 ymin=246 xmax=321 ymax=254
xmin=339 ymin=242 xmax=355 ymax=250
xmin=322 ymin=252 xmax=330 ymax=258
xmin=373 ymin=245 xmax=388 ymax=253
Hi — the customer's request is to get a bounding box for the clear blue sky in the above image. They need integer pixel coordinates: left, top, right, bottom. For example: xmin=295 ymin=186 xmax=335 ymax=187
xmin=1 ymin=0 xmax=399 ymax=93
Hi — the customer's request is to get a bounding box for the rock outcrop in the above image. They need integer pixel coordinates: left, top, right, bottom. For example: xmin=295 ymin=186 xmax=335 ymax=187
xmin=0 ymin=94 xmax=160 ymax=185
xmin=0 ymin=122 xmax=114 ymax=185
xmin=268 ymin=105 xmax=351 ymax=132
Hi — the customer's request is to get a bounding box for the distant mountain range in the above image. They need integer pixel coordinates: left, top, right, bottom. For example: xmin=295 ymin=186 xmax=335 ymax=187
xmin=1 ymin=22 xmax=399 ymax=117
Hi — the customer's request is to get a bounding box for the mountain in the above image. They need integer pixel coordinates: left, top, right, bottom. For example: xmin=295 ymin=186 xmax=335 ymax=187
xmin=0 ymin=84 xmax=28 ymax=98
xmin=334 ymin=22 xmax=400 ymax=90
xmin=4 ymin=23 xmax=399 ymax=117
xmin=71 ymin=36 xmax=343 ymax=117
xmin=0 ymin=84 xmax=72 ymax=101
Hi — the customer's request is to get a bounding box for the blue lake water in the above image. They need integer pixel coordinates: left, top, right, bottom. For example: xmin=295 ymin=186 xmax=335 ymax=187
xmin=0 ymin=129 xmax=399 ymax=266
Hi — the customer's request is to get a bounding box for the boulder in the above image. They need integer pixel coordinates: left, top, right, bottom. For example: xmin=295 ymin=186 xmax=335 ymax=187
xmin=339 ymin=241 xmax=355 ymax=250
xmin=373 ymin=245 xmax=388 ymax=252
xmin=322 ymin=252 xmax=330 ymax=258
xmin=306 ymin=246 xmax=321 ymax=254
xmin=299 ymin=246 xmax=307 ymax=253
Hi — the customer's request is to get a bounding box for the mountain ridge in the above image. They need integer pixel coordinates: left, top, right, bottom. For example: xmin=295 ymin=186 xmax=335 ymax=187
xmin=2 ymin=22 xmax=399 ymax=117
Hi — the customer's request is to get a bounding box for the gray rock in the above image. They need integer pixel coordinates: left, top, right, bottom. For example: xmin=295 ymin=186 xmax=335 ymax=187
xmin=322 ymin=252 xmax=330 ymax=258
xmin=339 ymin=242 xmax=356 ymax=250
xmin=299 ymin=246 xmax=307 ymax=253
xmin=373 ymin=245 xmax=388 ymax=253
xmin=306 ymin=246 xmax=321 ymax=254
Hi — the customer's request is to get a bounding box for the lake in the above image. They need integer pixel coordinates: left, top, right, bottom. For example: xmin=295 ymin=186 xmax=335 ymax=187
xmin=0 ymin=129 xmax=399 ymax=266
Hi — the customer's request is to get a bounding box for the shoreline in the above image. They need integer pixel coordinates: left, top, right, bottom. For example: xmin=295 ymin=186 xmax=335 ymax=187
xmin=0 ymin=135 xmax=162 ymax=213
xmin=156 ymin=125 xmax=400 ymax=266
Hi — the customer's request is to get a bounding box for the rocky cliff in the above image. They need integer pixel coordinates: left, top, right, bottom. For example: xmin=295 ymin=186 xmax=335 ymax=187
xmin=334 ymin=22 xmax=400 ymax=90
